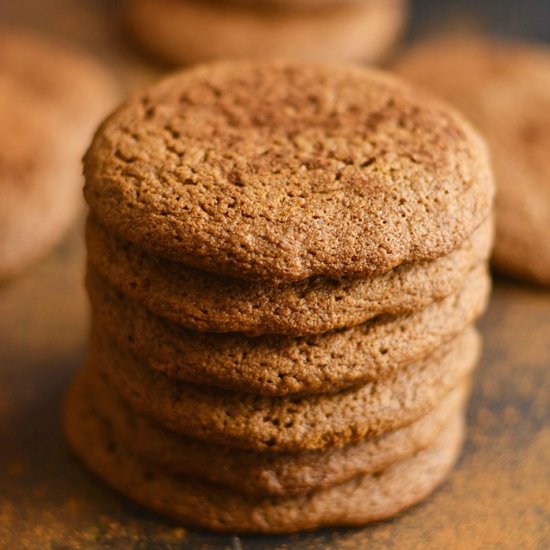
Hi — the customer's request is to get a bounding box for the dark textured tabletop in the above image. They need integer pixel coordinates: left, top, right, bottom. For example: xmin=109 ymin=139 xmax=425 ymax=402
xmin=1 ymin=1 xmax=549 ymax=548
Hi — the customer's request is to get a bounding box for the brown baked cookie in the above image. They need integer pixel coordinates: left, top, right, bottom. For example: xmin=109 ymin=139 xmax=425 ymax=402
xmin=84 ymin=60 xmax=493 ymax=283
xmin=0 ymin=30 xmax=117 ymax=278
xmin=65 ymin=382 xmax=464 ymax=533
xmin=86 ymin=216 xmax=493 ymax=336
xmin=90 ymin=327 xmax=479 ymax=451
xmin=124 ymin=0 xmax=407 ymax=66
xmin=70 ymin=365 xmax=468 ymax=497
xmin=396 ymin=35 xmax=550 ymax=285
xmin=88 ymin=264 xmax=489 ymax=395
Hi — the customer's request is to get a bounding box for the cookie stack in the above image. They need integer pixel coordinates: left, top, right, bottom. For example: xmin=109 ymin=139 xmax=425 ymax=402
xmin=66 ymin=61 xmax=494 ymax=533
xmin=124 ymin=0 xmax=407 ymax=65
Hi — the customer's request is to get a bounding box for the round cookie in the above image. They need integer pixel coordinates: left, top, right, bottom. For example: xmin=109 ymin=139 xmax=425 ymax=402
xmin=88 ymin=264 xmax=489 ymax=395
xmin=65 ymin=381 xmax=464 ymax=534
xmin=90 ymin=327 xmax=479 ymax=451
xmin=124 ymin=0 xmax=407 ymax=66
xmin=84 ymin=60 xmax=494 ymax=283
xmin=396 ymin=35 xmax=550 ymax=285
xmin=71 ymin=365 xmax=468 ymax=497
xmin=0 ymin=30 xmax=117 ymax=278
xmin=86 ymin=216 xmax=493 ymax=336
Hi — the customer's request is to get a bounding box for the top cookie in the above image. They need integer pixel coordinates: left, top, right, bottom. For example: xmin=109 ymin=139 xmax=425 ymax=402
xmin=396 ymin=35 xmax=550 ymax=285
xmin=84 ymin=60 xmax=493 ymax=283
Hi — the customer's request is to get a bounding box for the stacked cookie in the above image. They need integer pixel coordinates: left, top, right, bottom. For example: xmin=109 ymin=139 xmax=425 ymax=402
xmin=124 ymin=0 xmax=407 ymax=65
xmin=66 ymin=61 xmax=494 ymax=533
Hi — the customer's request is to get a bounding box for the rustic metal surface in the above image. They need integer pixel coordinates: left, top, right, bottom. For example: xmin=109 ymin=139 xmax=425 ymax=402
xmin=1 ymin=1 xmax=549 ymax=548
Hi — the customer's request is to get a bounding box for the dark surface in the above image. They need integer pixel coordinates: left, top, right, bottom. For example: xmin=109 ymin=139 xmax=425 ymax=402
xmin=1 ymin=1 xmax=549 ymax=548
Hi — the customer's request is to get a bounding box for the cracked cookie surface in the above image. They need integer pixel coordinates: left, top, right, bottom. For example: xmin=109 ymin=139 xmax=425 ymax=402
xmin=84 ymin=61 xmax=493 ymax=283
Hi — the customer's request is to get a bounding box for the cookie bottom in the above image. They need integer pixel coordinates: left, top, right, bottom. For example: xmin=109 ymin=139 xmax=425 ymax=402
xmin=65 ymin=385 xmax=463 ymax=534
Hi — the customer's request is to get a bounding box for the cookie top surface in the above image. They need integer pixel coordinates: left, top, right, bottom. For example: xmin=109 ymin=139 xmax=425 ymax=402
xmin=397 ymin=35 xmax=550 ymax=284
xmin=84 ymin=60 xmax=493 ymax=282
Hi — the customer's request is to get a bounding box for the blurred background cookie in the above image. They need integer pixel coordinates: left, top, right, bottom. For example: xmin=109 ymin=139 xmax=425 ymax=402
xmin=123 ymin=0 xmax=408 ymax=65
xmin=396 ymin=35 xmax=550 ymax=285
xmin=0 ymin=30 xmax=118 ymax=279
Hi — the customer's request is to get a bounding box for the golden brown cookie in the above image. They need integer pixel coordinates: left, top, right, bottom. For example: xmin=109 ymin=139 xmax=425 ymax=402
xmin=84 ymin=60 xmax=493 ymax=283
xmin=90 ymin=327 xmax=479 ymax=451
xmin=65 ymin=378 xmax=464 ymax=533
xmin=124 ymin=0 xmax=407 ymax=65
xmin=86 ymin=216 xmax=493 ymax=336
xmin=88 ymin=264 xmax=489 ymax=394
xmin=396 ymin=35 xmax=550 ymax=285
xmin=0 ymin=30 xmax=117 ymax=278
xmin=70 ymin=365 xmax=468 ymax=497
